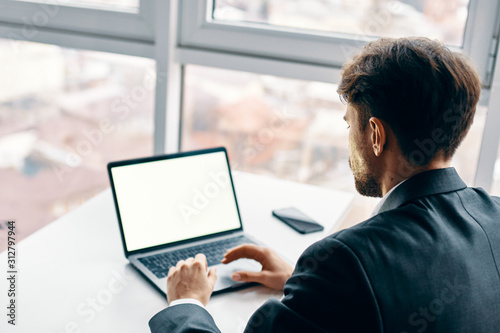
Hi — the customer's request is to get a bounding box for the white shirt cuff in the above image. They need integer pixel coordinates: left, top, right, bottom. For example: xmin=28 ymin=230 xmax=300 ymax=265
xmin=169 ymin=298 xmax=205 ymax=309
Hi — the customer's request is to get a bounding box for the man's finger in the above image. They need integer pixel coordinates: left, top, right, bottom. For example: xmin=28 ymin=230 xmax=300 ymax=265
xmin=176 ymin=260 xmax=185 ymax=268
xmin=195 ymin=253 xmax=208 ymax=270
xmin=207 ymin=267 xmax=217 ymax=289
xmin=232 ymin=270 xmax=267 ymax=285
xmin=222 ymin=244 xmax=267 ymax=264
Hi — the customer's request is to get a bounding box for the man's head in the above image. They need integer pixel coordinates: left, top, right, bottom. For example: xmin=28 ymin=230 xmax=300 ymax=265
xmin=338 ymin=37 xmax=482 ymax=197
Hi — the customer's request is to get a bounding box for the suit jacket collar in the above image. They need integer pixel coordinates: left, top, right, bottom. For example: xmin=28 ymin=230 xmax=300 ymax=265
xmin=378 ymin=167 xmax=467 ymax=214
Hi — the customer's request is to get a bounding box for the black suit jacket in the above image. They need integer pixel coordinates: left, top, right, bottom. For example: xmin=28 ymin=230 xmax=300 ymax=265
xmin=149 ymin=168 xmax=500 ymax=332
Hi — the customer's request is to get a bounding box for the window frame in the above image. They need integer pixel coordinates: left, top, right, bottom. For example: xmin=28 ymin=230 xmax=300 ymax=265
xmin=475 ymin=49 xmax=500 ymax=191
xmin=179 ymin=0 xmax=500 ymax=88
xmin=0 ymin=0 xmax=155 ymax=57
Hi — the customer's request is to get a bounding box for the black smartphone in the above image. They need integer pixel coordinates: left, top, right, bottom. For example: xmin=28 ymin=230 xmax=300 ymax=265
xmin=272 ymin=207 xmax=324 ymax=234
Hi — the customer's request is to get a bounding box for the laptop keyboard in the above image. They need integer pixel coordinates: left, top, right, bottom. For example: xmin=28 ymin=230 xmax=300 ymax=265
xmin=137 ymin=235 xmax=254 ymax=279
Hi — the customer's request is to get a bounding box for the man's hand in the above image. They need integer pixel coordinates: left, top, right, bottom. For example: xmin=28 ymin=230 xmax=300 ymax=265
xmin=166 ymin=253 xmax=217 ymax=306
xmin=222 ymin=244 xmax=294 ymax=290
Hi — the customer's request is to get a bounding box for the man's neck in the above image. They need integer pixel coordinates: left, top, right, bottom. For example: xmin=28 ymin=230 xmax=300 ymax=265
xmin=381 ymin=159 xmax=451 ymax=196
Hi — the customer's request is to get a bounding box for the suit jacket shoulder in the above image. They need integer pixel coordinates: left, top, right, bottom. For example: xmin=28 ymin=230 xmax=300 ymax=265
xmin=328 ymin=170 xmax=500 ymax=332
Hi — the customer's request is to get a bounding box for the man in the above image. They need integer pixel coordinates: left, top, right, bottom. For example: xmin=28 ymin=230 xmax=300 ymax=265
xmin=149 ymin=37 xmax=500 ymax=332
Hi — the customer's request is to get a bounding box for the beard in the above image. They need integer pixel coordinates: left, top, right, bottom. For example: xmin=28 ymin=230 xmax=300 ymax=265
xmin=348 ymin=157 xmax=383 ymax=198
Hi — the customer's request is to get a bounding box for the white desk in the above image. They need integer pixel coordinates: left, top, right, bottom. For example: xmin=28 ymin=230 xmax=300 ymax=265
xmin=0 ymin=172 xmax=353 ymax=333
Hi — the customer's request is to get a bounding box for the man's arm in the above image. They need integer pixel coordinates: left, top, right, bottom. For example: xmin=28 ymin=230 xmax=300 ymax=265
xmin=149 ymin=238 xmax=381 ymax=332
xmin=148 ymin=246 xmax=294 ymax=332
xmin=244 ymin=236 xmax=382 ymax=332
xmin=149 ymin=253 xmax=220 ymax=333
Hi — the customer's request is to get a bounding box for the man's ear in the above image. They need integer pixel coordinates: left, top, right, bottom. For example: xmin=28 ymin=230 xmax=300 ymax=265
xmin=369 ymin=117 xmax=386 ymax=157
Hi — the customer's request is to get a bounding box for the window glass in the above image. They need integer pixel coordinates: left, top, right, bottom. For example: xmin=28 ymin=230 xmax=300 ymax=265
xmin=0 ymin=39 xmax=154 ymax=250
xmin=182 ymin=65 xmax=353 ymax=190
xmin=213 ymin=0 xmax=470 ymax=47
xmin=181 ymin=64 xmax=487 ymax=190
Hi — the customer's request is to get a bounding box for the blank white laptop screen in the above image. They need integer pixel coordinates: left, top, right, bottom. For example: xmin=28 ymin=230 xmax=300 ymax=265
xmin=110 ymin=151 xmax=241 ymax=252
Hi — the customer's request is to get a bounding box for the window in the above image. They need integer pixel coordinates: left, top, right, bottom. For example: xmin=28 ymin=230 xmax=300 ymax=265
xmin=177 ymin=0 xmax=500 ymax=202
xmin=214 ymin=0 xmax=470 ymax=47
xmin=0 ymin=39 xmax=154 ymax=247
xmin=181 ymin=64 xmax=488 ymax=192
xmin=182 ymin=65 xmax=352 ymax=189
xmin=180 ymin=0 xmax=499 ymax=86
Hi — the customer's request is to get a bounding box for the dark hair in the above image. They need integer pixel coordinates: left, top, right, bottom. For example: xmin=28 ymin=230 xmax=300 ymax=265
xmin=337 ymin=37 xmax=482 ymax=166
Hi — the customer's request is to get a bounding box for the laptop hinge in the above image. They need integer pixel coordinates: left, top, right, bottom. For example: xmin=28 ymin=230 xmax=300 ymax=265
xmin=129 ymin=230 xmax=246 ymax=259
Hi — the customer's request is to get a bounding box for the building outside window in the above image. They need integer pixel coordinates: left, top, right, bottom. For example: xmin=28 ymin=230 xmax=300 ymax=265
xmin=0 ymin=39 xmax=154 ymax=249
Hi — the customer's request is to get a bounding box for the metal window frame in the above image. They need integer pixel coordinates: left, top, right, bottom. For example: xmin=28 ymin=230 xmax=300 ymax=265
xmin=0 ymin=0 xmax=155 ymax=57
xmin=475 ymin=39 xmax=500 ymax=191
xmin=179 ymin=0 xmax=500 ymax=87
xmin=0 ymin=0 xmax=154 ymax=42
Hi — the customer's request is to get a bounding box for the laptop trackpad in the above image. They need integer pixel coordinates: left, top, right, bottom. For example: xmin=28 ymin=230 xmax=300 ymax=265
xmin=212 ymin=259 xmax=262 ymax=292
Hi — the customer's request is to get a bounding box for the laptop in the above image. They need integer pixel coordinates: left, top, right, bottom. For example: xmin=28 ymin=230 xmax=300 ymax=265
xmin=107 ymin=147 xmax=262 ymax=299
